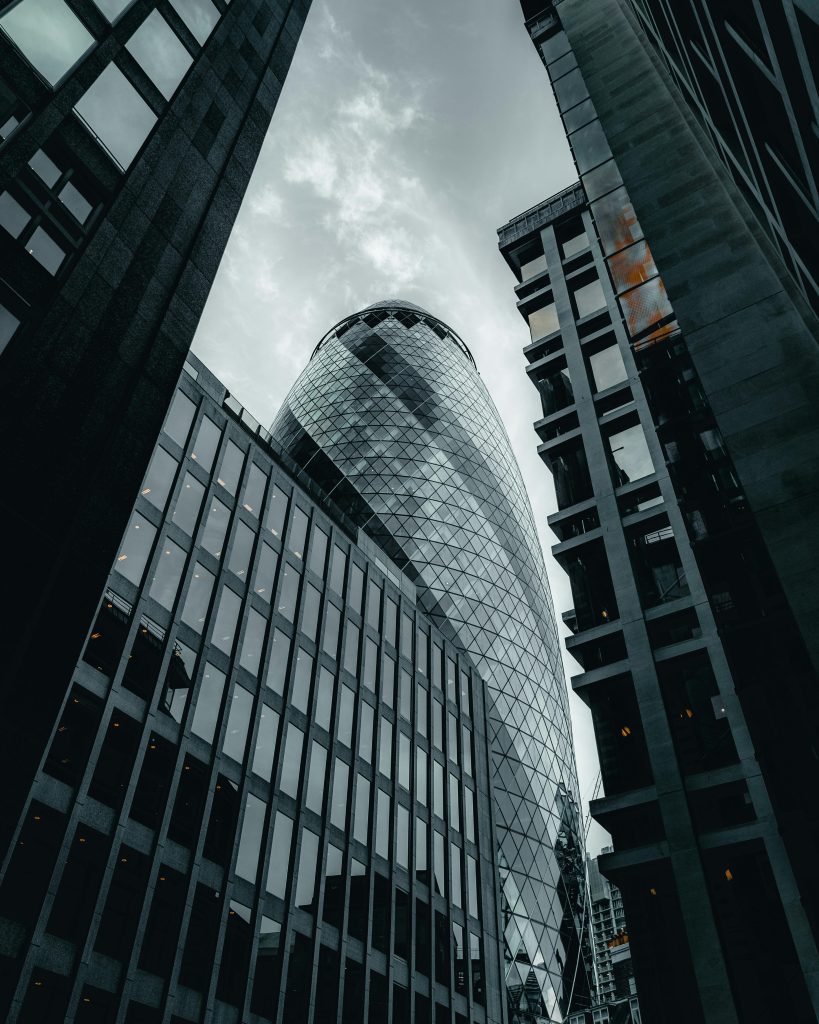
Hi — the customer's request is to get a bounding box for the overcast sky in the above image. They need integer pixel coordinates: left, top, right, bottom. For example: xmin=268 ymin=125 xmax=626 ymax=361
xmin=192 ymin=0 xmax=608 ymax=855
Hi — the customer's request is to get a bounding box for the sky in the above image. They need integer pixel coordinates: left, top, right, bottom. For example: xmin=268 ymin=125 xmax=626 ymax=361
xmin=192 ymin=0 xmax=609 ymax=855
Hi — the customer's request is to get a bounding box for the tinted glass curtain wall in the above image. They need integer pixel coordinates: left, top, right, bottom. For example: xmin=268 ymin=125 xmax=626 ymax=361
xmin=270 ymin=300 xmax=591 ymax=1021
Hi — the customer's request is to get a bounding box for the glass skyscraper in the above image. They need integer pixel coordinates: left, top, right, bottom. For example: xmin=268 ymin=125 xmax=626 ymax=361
xmin=271 ymin=299 xmax=591 ymax=1021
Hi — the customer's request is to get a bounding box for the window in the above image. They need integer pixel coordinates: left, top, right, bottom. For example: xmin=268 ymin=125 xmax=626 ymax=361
xmin=517 ymin=240 xmax=548 ymax=281
xmin=337 ymin=686 xmax=354 ymax=747
xmin=75 ymin=65 xmax=157 ymax=168
xmin=382 ymin=653 xmax=396 ymax=707
xmin=323 ymin=602 xmax=341 ymax=658
xmin=588 ymin=342 xmax=627 ymax=393
xmin=58 ymin=181 xmax=93 ymax=223
xmin=308 ymin=526 xmax=328 ymax=576
xmin=343 ymin=621 xmax=360 ymax=675
xmin=560 ymin=221 xmax=590 ymax=258
xmin=163 ymin=390 xmax=196 ymax=447
xmin=291 ymin=649 xmax=314 ymax=714
xmin=528 ymin=301 xmax=559 ymax=340
xmin=279 ymin=724 xmax=304 ymax=799
xmin=315 ymin=667 xmax=334 ymax=731
xmin=363 ymin=637 xmax=378 ymax=691
xmin=252 ymin=543 xmax=278 ymax=602
xmin=378 ymin=718 xmax=393 ymax=778
xmin=295 ymin=828 xmax=320 ymax=910
xmin=190 ymin=663 xmax=225 ymax=744
xmin=607 ymin=423 xmax=655 ymax=486
xmin=330 ymin=759 xmax=349 ymax=829
xmin=301 ymin=583 xmax=321 ymax=641
xmin=172 ymin=472 xmax=205 ymax=535
xmin=449 ymin=774 xmax=460 ymax=831
xmin=348 ymin=563 xmax=364 ymax=613
xmin=573 ymin=277 xmax=606 ymax=318
xmin=201 ymin=496 xmax=230 ymax=558
xmin=398 ymin=733 xmax=411 ymax=790
xmin=450 ymin=845 xmax=462 ymax=908
xmin=140 ymin=447 xmax=177 ymax=511
xmin=191 ymin=416 xmax=221 ymax=471
xmin=384 ymin=597 xmax=397 ymax=646
xmin=222 ymin=683 xmax=253 ymax=762
xmin=114 ymin=512 xmax=156 ymax=585
xmin=366 ymin=580 xmax=381 ymax=629
xmin=434 ymin=762 xmax=444 ymax=819
xmin=26 ymin=226 xmax=65 ymax=274
xmin=0 ymin=192 xmax=29 ymax=238
xmin=376 ymin=790 xmax=391 ymax=859
xmin=305 ymin=742 xmax=327 ymax=814
xmin=148 ymin=538 xmax=186 ymax=610
xmin=288 ymin=507 xmax=309 ymax=560
xmin=241 ymin=463 xmax=268 ymax=517
xmin=126 ymin=11 xmax=192 ymax=100
xmin=264 ymin=486 xmax=288 ymax=537
xmin=396 ymin=806 xmax=409 ymax=869
xmin=228 ymin=520 xmax=255 ymax=580
xmin=1 ymin=0 xmax=94 ymax=86
xmin=353 ymin=774 xmax=370 ymax=844
xmin=358 ymin=702 xmax=374 ymax=763
xmin=235 ymin=794 xmax=266 ymax=883
xmin=217 ymin=440 xmax=244 ymax=495
xmin=416 ymin=748 xmax=428 ymax=806
xmin=251 ymin=705 xmax=279 ymax=781
xmin=266 ymin=812 xmax=294 ymax=898
xmin=168 ymin=0 xmax=219 ymax=45
xmin=92 ymin=0 xmax=132 ymax=22
xmin=0 ymin=303 xmax=20 ymax=355
xmin=264 ymin=628 xmax=290 ymax=695
xmin=277 ymin=564 xmax=300 ymax=621
xmin=211 ymin=586 xmax=241 ymax=654
xmin=181 ymin=563 xmax=214 ymax=631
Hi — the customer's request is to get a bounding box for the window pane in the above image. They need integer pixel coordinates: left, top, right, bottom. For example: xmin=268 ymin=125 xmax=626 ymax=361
xmin=337 ymin=686 xmax=354 ymax=747
xmin=168 ymin=0 xmax=219 ymax=45
xmin=161 ymin=640 xmax=195 ymax=723
xmin=217 ymin=441 xmax=244 ymax=495
xmin=201 ymin=496 xmax=230 ymax=559
xmin=279 ymin=723 xmax=304 ymax=799
xmin=314 ymin=668 xmax=335 ymax=731
xmin=416 ymin=748 xmax=428 ymax=806
xmin=288 ymin=507 xmax=308 ymax=560
xmin=608 ymin=423 xmax=655 ymax=485
xmin=181 ymin=563 xmax=214 ymax=632
xmin=343 ymin=621 xmax=359 ymax=675
xmin=295 ymin=828 xmax=320 ymax=910
xmin=330 ymin=758 xmax=348 ymax=829
xmin=301 ymin=583 xmax=320 ymax=641
xmin=450 ymin=845 xmax=462 ymax=908
xmin=92 ymin=0 xmax=132 ymax=22
xmin=0 ymin=191 xmax=29 ymax=238
xmin=291 ymin=649 xmax=313 ymax=714
xmin=172 ymin=472 xmax=205 ymax=535
xmin=242 ymin=464 xmax=268 ymax=517
xmin=431 ymin=645 xmax=442 ymax=689
xmin=449 ymin=774 xmax=460 ymax=832
xmin=235 ymin=794 xmax=266 ymax=883
xmin=416 ymin=628 xmax=428 ymax=675
xmin=59 ymin=181 xmax=93 ymax=223
xmin=348 ymin=563 xmax=364 ymax=614
xmin=447 ymin=713 xmax=458 ymax=762
xmin=376 ymin=790 xmax=390 ymax=859
xmin=382 ymin=654 xmax=396 ymax=707
xmin=399 ymin=669 xmax=411 ymax=721
xmin=400 ymin=613 xmax=413 ymax=660
xmin=29 ymin=149 xmax=60 ymax=185
xmin=191 ymin=662 xmax=225 ymax=743
xmin=363 ymin=638 xmax=378 ymax=691
xmin=358 ymin=702 xmax=374 ymax=763
xmin=251 ymin=705 xmax=279 ymax=781
xmin=140 ymin=446 xmax=177 ymax=511
xmin=384 ymin=598 xmax=397 ymax=647
xmin=277 ymin=564 xmax=300 ymax=621
xmin=398 ymin=733 xmax=410 ymax=790
xmin=305 ymin=742 xmax=327 ymax=814
xmin=433 ymin=832 xmax=446 ymax=896
xmin=378 ymin=718 xmax=393 ymax=779
xmin=126 ymin=10 xmax=192 ymax=100
xmin=191 ymin=416 xmax=221 ymax=471
xmin=433 ymin=701 xmax=443 ymax=750
xmin=163 ymin=390 xmax=196 ymax=448
xmin=114 ymin=512 xmax=156 ymax=586
xmin=528 ymin=302 xmax=559 ymax=340
xmin=433 ymin=762 xmax=444 ymax=819
xmin=239 ymin=608 xmax=266 ymax=677
xmin=465 ymin=789 xmax=475 ymax=843
xmin=353 ymin=775 xmax=370 ymax=844
xmin=416 ymin=818 xmax=428 ymax=881
xmin=462 ymin=725 xmax=473 ymax=777
xmin=589 ymin=344 xmax=627 ymax=393
xmin=264 ymin=485 xmax=288 ymax=537
xmin=266 ymin=812 xmax=293 ymax=898
xmin=467 ymin=855 xmax=478 ymax=918
xmin=264 ymin=628 xmax=290 ymax=695
xmin=27 ymin=226 xmax=65 ymax=274
xmin=252 ymin=543 xmax=278 ymax=602
xmin=366 ymin=581 xmax=381 ymax=629
xmin=574 ymin=277 xmax=606 ymax=318
xmin=308 ymin=527 xmax=328 ymax=576
xmin=75 ymin=64 xmax=157 ymax=168
xmin=570 ymin=117 xmax=613 ymax=174
xmin=446 ymin=659 xmax=456 ymax=702
xmin=416 ymin=684 xmax=428 ymax=738
xmin=211 ymin=586 xmax=241 ymax=655
xmin=148 ymin=538 xmax=186 ymax=610
xmin=323 ymin=602 xmax=341 ymax=658
xmin=1 ymin=0 xmax=94 ymax=86
xmin=228 ymin=520 xmax=255 ymax=581
xmin=396 ymin=805 xmax=409 ymax=869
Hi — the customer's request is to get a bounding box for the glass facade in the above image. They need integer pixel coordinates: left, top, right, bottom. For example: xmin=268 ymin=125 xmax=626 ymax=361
xmin=270 ymin=299 xmax=587 ymax=1020
xmin=0 ymin=357 xmax=503 ymax=1024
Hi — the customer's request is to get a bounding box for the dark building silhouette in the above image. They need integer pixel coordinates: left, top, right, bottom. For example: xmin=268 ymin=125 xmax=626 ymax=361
xmin=504 ymin=1 xmax=819 ymax=1021
xmin=0 ymin=0 xmax=312 ymax=855
xmin=0 ymin=351 xmax=506 ymax=1023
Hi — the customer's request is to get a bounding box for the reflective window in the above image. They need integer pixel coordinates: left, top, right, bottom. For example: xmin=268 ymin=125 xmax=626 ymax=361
xmin=241 ymin=463 xmax=268 ymax=517
xmin=343 ymin=621 xmax=359 ymax=675
xmin=140 ymin=448 xmax=178 ymax=512
xmin=528 ymin=301 xmax=559 ymax=340
xmin=0 ymin=304 xmax=19 ymax=354
xmin=161 ymin=640 xmax=195 ymax=722
xmin=337 ymin=686 xmax=354 ymax=747
xmin=191 ymin=662 xmax=225 ymax=743
xmin=277 ymin=564 xmax=300 ymax=621
xmin=467 ymin=855 xmax=478 ymax=918
xmin=348 ymin=563 xmax=364 ymax=614
xmin=447 ymin=712 xmax=458 ymax=762
xmin=236 ymin=795 xmax=267 ymax=885
xmin=279 ymin=723 xmax=304 ymax=799
xmin=446 ymin=659 xmax=457 ymax=702
xmin=75 ymin=65 xmax=157 ymax=168
xmin=211 ymin=586 xmax=241 ymax=655
xmin=433 ymin=832 xmax=446 ymax=896
xmin=450 ymin=845 xmax=462 ymax=908
xmin=396 ymin=806 xmax=409 ymax=869
xmin=228 ymin=520 xmax=254 ymax=580
xmin=315 ymin=667 xmax=334 ymax=731
xmin=384 ymin=597 xmax=397 ymax=647
xmin=329 ymin=544 xmax=347 ymax=594
xmin=400 ymin=612 xmax=413 ymax=660
xmin=295 ymin=828 xmax=319 ymax=910
xmin=26 ymin=225 xmax=65 ymax=274
xmin=149 ymin=538 xmax=186 ymax=610
xmin=465 ymin=788 xmax=476 ymax=843
xmin=399 ymin=668 xmax=412 ymax=721
xmin=266 ymin=812 xmax=293 ymax=898
xmin=168 ymin=0 xmax=219 ymax=45
xmin=398 ymin=733 xmax=411 ymax=791
xmin=459 ymin=670 xmax=470 ymax=716
xmin=358 ymin=702 xmax=374 ymax=763
xmin=416 ymin=818 xmax=428 ymax=880
xmin=416 ymin=748 xmax=428 ymax=806
xmin=0 ymin=192 xmax=29 ymax=238
xmin=433 ymin=762 xmax=444 ymax=819
xmin=573 ymin=277 xmax=606 ymax=318
xmin=570 ymin=117 xmax=612 ymax=174
xmin=330 ymin=758 xmax=349 ymax=829
xmin=252 ymin=543 xmax=277 ymax=602
xmin=378 ymin=718 xmax=393 ymax=778
xmin=264 ymin=485 xmax=288 ymax=538
xmin=608 ymin=423 xmax=655 ymax=485
xmin=29 ymin=149 xmax=59 ymax=185
xmin=92 ymin=0 xmax=132 ymax=22
xmin=288 ymin=506 xmax=309 ymax=560
xmin=432 ymin=700 xmax=443 ymax=750
xmin=114 ymin=512 xmax=156 ymax=585
xmin=305 ymin=742 xmax=327 ymax=813
xmin=191 ymin=416 xmax=221 ymax=471
xmin=589 ymin=342 xmax=628 ymax=393
xmin=291 ymin=649 xmax=313 ymax=714
xmin=264 ymin=628 xmax=290 ymax=695
xmin=366 ymin=580 xmax=381 ymax=629
xmin=462 ymin=725 xmax=473 ymax=777
xmin=449 ymin=774 xmax=460 ymax=832
xmin=416 ymin=628 xmax=428 ymax=675
xmin=59 ymin=181 xmax=93 ymax=223
xmin=172 ymin=472 xmax=205 ymax=535
xmin=323 ymin=843 xmax=344 ymax=928
xmin=239 ymin=607 xmax=266 ymax=677
xmin=1 ymin=0 xmax=94 ymax=86
xmin=363 ymin=638 xmax=378 ymax=691
xmin=308 ymin=526 xmax=328 ymax=576
xmin=376 ymin=790 xmax=390 ymax=859
xmin=416 ymin=683 xmax=428 ymax=737
xmin=217 ymin=440 xmax=244 ymax=495
xmin=323 ymin=602 xmax=341 ymax=658
xmin=301 ymin=583 xmax=320 ymax=641
xmin=163 ymin=390 xmax=196 ymax=448
xmin=180 ymin=563 xmax=214 ymax=631
xmin=126 ymin=10 xmax=192 ymax=100
xmin=201 ymin=496 xmax=230 ymax=558
xmin=431 ymin=645 xmax=442 ymax=690
xmin=251 ymin=705 xmax=279 ymax=781
xmin=382 ymin=653 xmax=396 ymax=707
xmin=353 ymin=774 xmax=370 ymax=843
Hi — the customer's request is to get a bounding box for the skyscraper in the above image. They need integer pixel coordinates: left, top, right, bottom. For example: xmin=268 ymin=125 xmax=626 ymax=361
xmin=504 ymin=1 xmax=819 ymax=1020
xmin=270 ymin=299 xmax=592 ymax=1021
xmin=0 ymin=0 xmax=312 ymax=851
xmin=0 ymin=351 xmax=506 ymax=1024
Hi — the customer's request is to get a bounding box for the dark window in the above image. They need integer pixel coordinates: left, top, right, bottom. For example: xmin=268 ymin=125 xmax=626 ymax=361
xmin=341 ymin=957 xmax=364 ymax=1024
xmin=415 ymin=897 xmax=430 ymax=975
xmin=659 ymin=653 xmax=738 ymax=774
xmin=216 ymin=901 xmax=253 ymax=1005
xmin=139 ymin=867 xmax=186 ymax=978
xmin=89 ymin=712 xmax=140 ymax=810
xmin=95 ymin=846 xmax=149 ymax=961
xmin=161 ymin=639 xmax=196 ymax=722
xmin=587 ymin=675 xmax=653 ymax=795
xmin=190 ymin=415 xmax=221 ymax=471
xmin=163 ymin=390 xmax=196 ymax=448
xmin=250 ymin=916 xmax=283 ymax=1019
xmin=394 ymin=887 xmax=410 ymax=960
xmin=282 ymin=931 xmax=313 ymax=1020
xmin=122 ymin=619 xmax=165 ymax=700
xmin=315 ymin=945 xmax=341 ymax=1024
xmin=83 ymin=594 xmax=132 ymax=676
xmin=130 ymin=733 xmax=176 ymax=829
xmin=44 ymin=686 xmax=102 ymax=786
xmin=368 ymin=971 xmax=388 ymax=1024
xmin=204 ymin=774 xmax=240 ymax=867
xmin=372 ymin=872 xmax=390 ymax=952
xmin=179 ymin=883 xmax=221 ymax=991
xmin=435 ymin=910 xmax=450 ymax=984
xmin=347 ymin=859 xmax=368 ymax=941
xmin=168 ymin=754 xmax=208 ymax=847
xmin=47 ymin=826 xmax=109 ymax=943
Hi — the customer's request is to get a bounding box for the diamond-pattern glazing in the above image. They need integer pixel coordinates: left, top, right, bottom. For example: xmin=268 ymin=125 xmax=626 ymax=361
xmin=271 ymin=301 xmax=587 ymax=1021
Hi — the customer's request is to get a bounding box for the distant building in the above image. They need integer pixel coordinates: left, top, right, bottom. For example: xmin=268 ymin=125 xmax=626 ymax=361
xmin=588 ymin=851 xmax=633 ymax=1005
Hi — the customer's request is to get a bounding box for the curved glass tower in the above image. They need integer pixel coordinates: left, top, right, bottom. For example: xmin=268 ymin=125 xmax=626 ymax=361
xmin=271 ymin=299 xmax=589 ymax=1020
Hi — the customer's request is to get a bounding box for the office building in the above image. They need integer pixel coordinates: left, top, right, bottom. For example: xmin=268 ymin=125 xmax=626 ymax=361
xmin=270 ymin=299 xmax=592 ymax=1021
xmin=0 ymin=0 xmax=312 ymax=851
xmin=500 ymin=1 xmax=819 ymax=1019
xmin=0 ymin=351 xmax=505 ymax=1024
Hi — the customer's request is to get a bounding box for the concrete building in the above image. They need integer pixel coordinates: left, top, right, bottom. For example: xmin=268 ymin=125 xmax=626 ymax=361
xmin=587 ymin=852 xmax=631 ymax=1005
xmin=0 ymin=350 xmax=506 ymax=1024
xmin=270 ymin=300 xmax=593 ymax=1021
xmin=0 ymin=0 xmax=312 ymax=856
xmin=501 ymin=1 xmax=819 ymax=1021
